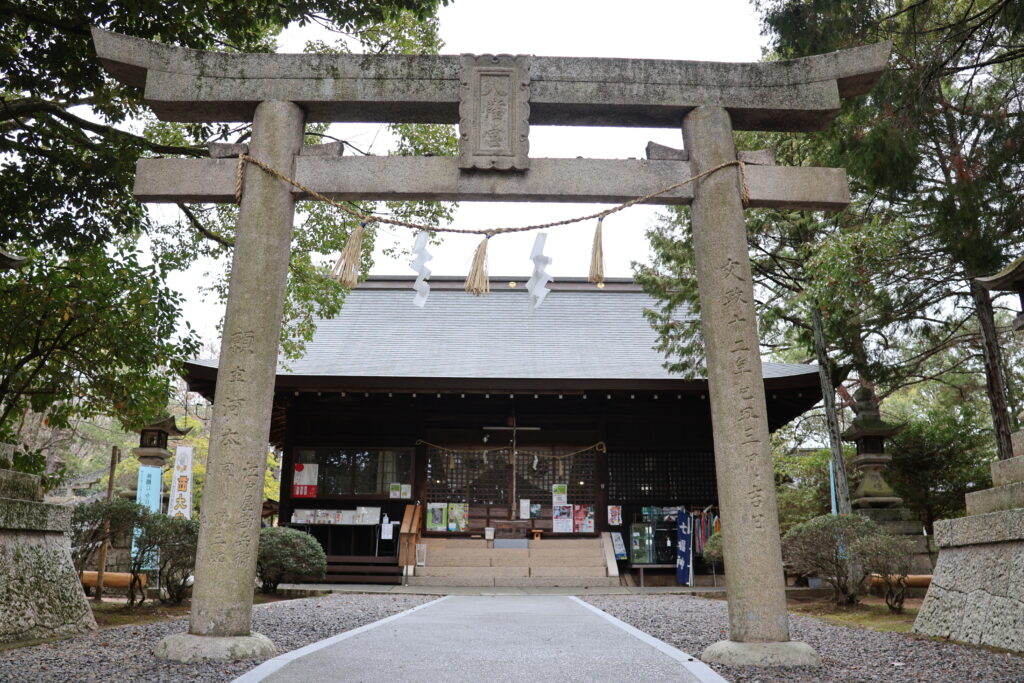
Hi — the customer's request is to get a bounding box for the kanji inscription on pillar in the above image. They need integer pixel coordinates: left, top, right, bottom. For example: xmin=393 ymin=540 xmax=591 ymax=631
xmin=458 ymin=54 xmax=530 ymax=170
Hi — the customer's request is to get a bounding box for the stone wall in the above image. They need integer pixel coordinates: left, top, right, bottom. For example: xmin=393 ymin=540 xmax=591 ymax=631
xmin=913 ymin=507 xmax=1024 ymax=652
xmin=0 ymin=469 xmax=96 ymax=645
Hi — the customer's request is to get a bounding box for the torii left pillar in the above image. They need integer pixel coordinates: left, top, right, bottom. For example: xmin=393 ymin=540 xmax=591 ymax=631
xmin=156 ymin=100 xmax=304 ymax=661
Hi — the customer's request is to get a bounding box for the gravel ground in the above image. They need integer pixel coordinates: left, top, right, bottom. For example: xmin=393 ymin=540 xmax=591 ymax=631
xmin=586 ymin=594 xmax=1024 ymax=682
xmin=0 ymin=593 xmax=434 ymax=683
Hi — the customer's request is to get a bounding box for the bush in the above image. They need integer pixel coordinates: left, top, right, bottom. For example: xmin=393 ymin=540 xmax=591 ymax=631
xmin=257 ymin=527 xmax=325 ymax=594
xmin=702 ymin=532 xmax=724 ymax=567
xmin=145 ymin=515 xmax=200 ymax=605
xmin=782 ymin=514 xmax=880 ymax=605
xmin=852 ymin=533 xmax=917 ymax=613
xmin=70 ymin=498 xmax=147 ymax=574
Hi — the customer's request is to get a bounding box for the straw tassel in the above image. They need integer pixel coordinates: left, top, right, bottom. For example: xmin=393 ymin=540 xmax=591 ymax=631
xmin=464 ymin=234 xmax=492 ymax=296
xmin=331 ymin=221 xmax=366 ymax=287
xmin=589 ymin=217 xmax=605 ymax=285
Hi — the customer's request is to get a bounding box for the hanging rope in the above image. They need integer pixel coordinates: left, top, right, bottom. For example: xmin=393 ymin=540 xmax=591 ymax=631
xmin=233 ymin=153 xmax=750 ymax=236
xmin=414 ymin=439 xmax=606 ymax=459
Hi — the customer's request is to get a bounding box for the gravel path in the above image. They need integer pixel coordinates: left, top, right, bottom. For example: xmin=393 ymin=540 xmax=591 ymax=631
xmin=586 ymin=594 xmax=1024 ymax=682
xmin=0 ymin=593 xmax=434 ymax=683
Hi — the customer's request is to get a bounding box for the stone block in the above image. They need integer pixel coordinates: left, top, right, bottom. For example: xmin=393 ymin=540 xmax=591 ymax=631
xmin=0 ymin=498 xmax=70 ymax=532
xmin=965 ymin=481 xmax=1024 ymax=516
xmin=702 ymin=640 xmax=821 ymax=667
xmin=0 ymin=469 xmax=43 ymax=502
xmin=530 ymin=566 xmax=607 ymax=578
xmin=914 ymin=539 xmax=1024 ymax=652
xmin=992 ymin=454 xmax=1024 ymax=486
xmin=1012 ymin=432 xmax=1024 ymax=459
xmin=0 ymin=527 xmax=96 ymax=644
xmin=932 ymin=507 xmax=1024 ymax=548
xmin=875 ymin=521 xmax=925 ymax=535
xmin=155 ymin=632 xmax=275 ymax=662
xmin=299 ymin=141 xmax=343 ymax=157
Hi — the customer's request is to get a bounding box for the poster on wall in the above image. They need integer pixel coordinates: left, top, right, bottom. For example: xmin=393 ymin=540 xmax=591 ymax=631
xmin=448 ymin=503 xmax=468 ymax=532
xmin=552 ymin=483 xmax=568 ymax=506
xmin=530 ymin=503 xmax=542 ymax=519
xmin=389 ymin=482 xmax=401 ymax=498
xmin=426 ymin=503 xmax=448 ymax=531
xmin=607 ymin=505 xmax=622 ymax=526
xmin=610 ymin=532 xmax=628 ymax=560
xmin=292 ymin=463 xmax=318 ymax=498
xmin=520 ymin=499 xmax=531 ymax=520
xmin=574 ymin=504 xmax=595 ymax=533
xmin=166 ymin=446 xmax=194 ymax=519
xmin=553 ymin=505 xmax=573 ymax=533
xmin=677 ymin=511 xmax=694 ymax=586
xmin=401 ymin=484 xmax=412 ymax=499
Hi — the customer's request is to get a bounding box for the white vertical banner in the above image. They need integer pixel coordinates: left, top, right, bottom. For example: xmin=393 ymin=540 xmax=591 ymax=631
xmin=167 ymin=445 xmax=194 ymax=519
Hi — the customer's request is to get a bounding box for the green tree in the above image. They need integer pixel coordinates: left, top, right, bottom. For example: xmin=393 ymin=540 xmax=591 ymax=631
xmin=0 ymin=246 xmax=202 ymax=436
xmin=257 ymin=526 xmax=325 ymax=593
xmin=757 ymin=0 xmax=1024 ymax=459
xmin=1 ymin=1 xmax=455 ymax=468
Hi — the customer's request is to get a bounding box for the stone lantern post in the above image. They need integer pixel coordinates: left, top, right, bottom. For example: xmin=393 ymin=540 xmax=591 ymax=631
xmin=842 ymin=386 xmax=903 ymax=509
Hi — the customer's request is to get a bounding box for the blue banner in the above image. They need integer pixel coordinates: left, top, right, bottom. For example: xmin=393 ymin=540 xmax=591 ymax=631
xmin=676 ymin=511 xmax=693 ymax=585
xmin=133 ymin=465 xmax=163 ymax=569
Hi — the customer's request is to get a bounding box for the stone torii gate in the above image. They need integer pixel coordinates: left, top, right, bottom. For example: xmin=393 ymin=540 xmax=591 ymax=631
xmin=92 ymin=29 xmax=888 ymax=666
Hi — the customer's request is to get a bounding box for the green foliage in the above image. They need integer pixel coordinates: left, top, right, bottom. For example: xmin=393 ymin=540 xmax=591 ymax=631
xmin=144 ymin=515 xmax=200 ymax=605
xmin=851 ymin=533 xmax=917 ymax=613
xmin=257 ymin=526 xmax=326 ymax=594
xmin=0 ymin=247 xmax=202 ymax=434
xmin=782 ymin=513 xmax=881 ymax=604
xmin=885 ymin=387 xmax=995 ymax=531
xmin=774 ymin=449 xmax=834 ymax=534
xmin=70 ymin=497 xmax=147 ymax=574
xmin=702 ymin=532 xmax=723 ymax=565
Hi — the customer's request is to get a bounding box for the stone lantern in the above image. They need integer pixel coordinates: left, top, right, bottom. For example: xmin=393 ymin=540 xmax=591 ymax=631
xmin=133 ymin=416 xmax=191 ymax=466
xmin=841 ymin=386 xmax=904 ymax=508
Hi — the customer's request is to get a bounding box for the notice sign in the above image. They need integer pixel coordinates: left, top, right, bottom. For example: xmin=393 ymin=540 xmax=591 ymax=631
xmin=552 ymin=483 xmax=568 ymax=506
xmin=520 ymin=499 xmax=531 ymax=520
xmin=166 ymin=446 xmax=194 ymax=519
xmin=292 ymin=463 xmax=318 ymax=498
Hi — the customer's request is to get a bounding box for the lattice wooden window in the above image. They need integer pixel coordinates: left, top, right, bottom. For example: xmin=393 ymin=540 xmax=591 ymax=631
xmin=425 ymin=448 xmax=512 ymax=505
xmin=607 ymin=451 xmax=717 ymax=504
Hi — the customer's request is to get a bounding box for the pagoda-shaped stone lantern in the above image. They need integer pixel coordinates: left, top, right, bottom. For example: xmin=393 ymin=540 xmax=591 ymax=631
xmin=842 ymin=386 xmax=904 ymax=508
xmin=133 ymin=416 xmax=191 ymax=467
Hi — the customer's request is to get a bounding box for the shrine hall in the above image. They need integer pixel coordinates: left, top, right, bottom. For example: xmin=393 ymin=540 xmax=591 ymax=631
xmin=183 ymin=275 xmax=822 ymax=585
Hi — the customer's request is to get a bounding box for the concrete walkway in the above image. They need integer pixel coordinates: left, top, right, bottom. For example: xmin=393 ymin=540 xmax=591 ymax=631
xmin=236 ymin=595 xmax=725 ymax=683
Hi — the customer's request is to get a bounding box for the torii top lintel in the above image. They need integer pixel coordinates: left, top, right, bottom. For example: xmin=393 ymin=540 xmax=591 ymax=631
xmin=92 ymin=28 xmax=889 ymax=132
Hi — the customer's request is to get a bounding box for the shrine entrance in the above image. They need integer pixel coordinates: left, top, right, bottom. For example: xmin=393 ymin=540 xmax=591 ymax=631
xmin=423 ymin=445 xmax=601 ymax=537
xmin=92 ymin=27 xmax=889 ymax=666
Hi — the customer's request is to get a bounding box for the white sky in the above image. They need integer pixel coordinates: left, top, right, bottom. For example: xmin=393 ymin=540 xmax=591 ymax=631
xmin=167 ymin=1 xmax=766 ymax=344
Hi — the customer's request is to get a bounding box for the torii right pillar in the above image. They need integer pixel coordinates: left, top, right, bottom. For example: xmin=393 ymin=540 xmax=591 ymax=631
xmin=685 ymin=106 xmax=820 ymax=666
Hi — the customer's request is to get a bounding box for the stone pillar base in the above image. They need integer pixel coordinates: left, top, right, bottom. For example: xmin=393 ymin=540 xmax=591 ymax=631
xmin=912 ymin=506 xmax=1024 ymax=653
xmin=702 ymin=639 xmax=821 ymax=667
xmin=155 ymin=632 xmax=276 ymax=662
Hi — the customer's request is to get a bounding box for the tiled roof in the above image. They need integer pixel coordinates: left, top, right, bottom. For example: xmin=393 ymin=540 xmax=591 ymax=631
xmin=191 ymin=278 xmax=818 ymax=382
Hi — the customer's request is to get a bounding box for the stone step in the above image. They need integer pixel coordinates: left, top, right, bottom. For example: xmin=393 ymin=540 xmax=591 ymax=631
xmin=530 ymin=566 xmax=607 ymax=578
xmin=965 ymin=480 xmax=1024 ymax=516
xmin=527 ymin=549 xmax=605 ymax=566
xmin=419 ymin=537 xmax=487 ymax=550
xmin=407 ymin=576 xmax=495 ymax=587
xmin=528 ymin=538 xmax=601 ymax=549
xmin=422 ymin=551 xmax=493 ymax=567
xmin=416 ymin=566 xmax=529 ymax=579
xmin=494 ymin=576 xmax=621 ymax=588
xmin=992 ymin=455 xmax=1024 ymax=487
